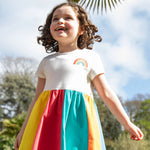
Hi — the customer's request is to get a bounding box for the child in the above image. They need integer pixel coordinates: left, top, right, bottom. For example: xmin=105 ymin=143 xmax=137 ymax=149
xmin=15 ymin=2 xmax=143 ymax=150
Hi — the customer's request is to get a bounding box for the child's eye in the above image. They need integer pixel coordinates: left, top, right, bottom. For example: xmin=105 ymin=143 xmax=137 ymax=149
xmin=52 ymin=17 xmax=58 ymax=21
xmin=65 ymin=16 xmax=72 ymax=20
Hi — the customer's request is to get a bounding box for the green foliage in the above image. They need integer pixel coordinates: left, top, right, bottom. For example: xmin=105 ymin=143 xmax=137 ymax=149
xmin=94 ymin=92 xmax=122 ymax=140
xmin=134 ymin=99 xmax=150 ymax=139
xmin=0 ymin=136 xmax=16 ymax=150
xmin=0 ymin=73 xmax=35 ymax=118
xmin=0 ymin=56 xmax=37 ymax=120
xmin=67 ymin=0 xmax=80 ymax=3
xmin=94 ymin=91 xmax=122 ymax=150
xmin=123 ymin=100 xmax=142 ymax=121
xmin=0 ymin=113 xmax=26 ymax=150
xmin=67 ymin=0 xmax=124 ymax=13
xmin=113 ymin=133 xmax=150 ymax=150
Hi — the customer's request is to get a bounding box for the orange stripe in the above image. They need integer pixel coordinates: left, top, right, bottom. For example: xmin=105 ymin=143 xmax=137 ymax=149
xmin=19 ymin=91 xmax=51 ymax=150
xmin=84 ymin=94 xmax=101 ymax=150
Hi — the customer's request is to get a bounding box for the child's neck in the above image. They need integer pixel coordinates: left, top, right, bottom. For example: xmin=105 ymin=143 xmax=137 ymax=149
xmin=58 ymin=43 xmax=79 ymax=53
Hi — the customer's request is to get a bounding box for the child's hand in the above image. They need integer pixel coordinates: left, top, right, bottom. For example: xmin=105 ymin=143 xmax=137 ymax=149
xmin=124 ymin=122 xmax=144 ymax=141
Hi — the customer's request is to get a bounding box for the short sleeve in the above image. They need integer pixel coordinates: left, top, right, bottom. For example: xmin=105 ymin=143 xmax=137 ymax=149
xmin=35 ymin=58 xmax=46 ymax=78
xmin=88 ymin=51 xmax=105 ymax=81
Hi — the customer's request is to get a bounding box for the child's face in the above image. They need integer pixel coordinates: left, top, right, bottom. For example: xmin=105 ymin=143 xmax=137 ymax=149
xmin=50 ymin=5 xmax=83 ymax=46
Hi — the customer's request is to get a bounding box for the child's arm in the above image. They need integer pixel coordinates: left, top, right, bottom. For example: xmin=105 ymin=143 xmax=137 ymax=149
xmin=15 ymin=77 xmax=46 ymax=150
xmin=92 ymin=74 xmax=144 ymax=141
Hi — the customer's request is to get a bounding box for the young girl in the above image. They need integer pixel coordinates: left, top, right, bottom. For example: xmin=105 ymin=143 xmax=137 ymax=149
xmin=15 ymin=2 xmax=143 ymax=150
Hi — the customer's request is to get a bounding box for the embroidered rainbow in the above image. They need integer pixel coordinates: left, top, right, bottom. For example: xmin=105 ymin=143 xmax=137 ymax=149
xmin=73 ymin=58 xmax=88 ymax=67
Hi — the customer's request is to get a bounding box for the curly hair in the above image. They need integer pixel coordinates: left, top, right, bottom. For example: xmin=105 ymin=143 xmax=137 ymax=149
xmin=37 ymin=2 xmax=102 ymax=53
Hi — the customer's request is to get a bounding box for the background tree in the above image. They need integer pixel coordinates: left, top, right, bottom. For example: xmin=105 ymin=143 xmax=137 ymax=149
xmin=0 ymin=56 xmax=37 ymax=149
xmin=94 ymin=91 xmax=122 ymax=149
xmin=123 ymin=93 xmax=150 ymax=122
xmin=123 ymin=99 xmax=141 ymax=122
xmin=0 ymin=73 xmax=36 ymax=117
xmin=134 ymin=99 xmax=150 ymax=140
xmin=0 ymin=56 xmax=37 ymax=78
xmin=0 ymin=56 xmax=37 ymax=129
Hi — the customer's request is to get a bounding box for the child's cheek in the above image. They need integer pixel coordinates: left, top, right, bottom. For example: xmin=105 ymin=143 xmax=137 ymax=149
xmin=50 ymin=24 xmax=54 ymax=36
xmin=50 ymin=24 xmax=53 ymax=32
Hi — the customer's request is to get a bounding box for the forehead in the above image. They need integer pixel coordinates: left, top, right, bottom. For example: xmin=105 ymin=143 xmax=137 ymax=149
xmin=53 ymin=5 xmax=77 ymax=17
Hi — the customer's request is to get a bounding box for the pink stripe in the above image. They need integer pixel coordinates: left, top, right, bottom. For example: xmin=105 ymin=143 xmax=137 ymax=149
xmin=32 ymin=90 xmax=65 ymax=150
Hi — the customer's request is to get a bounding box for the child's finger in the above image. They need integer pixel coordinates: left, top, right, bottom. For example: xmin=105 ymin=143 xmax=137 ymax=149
xmin=137 ymin=129 xmax=144 ymax=140
xmin=128 ymin=124 xmax=144 ymax=140
xmin=130 ymin=135 xmax=139 ymax=141
xmin=130 ymin=129 xmax=144 ymax=141
xmin=134 ymin=127 xmax=143 ymax=140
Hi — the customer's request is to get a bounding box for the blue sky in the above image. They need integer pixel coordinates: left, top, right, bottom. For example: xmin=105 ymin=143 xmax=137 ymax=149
xmin=0 ymin=0 xmax=150 ymax=100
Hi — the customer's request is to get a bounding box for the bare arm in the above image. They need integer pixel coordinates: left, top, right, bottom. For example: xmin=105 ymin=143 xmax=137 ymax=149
xmin=15 ymin=77 xmax=46 ymax=149
xmin=92 ymin=74 xmax=143 ymax=141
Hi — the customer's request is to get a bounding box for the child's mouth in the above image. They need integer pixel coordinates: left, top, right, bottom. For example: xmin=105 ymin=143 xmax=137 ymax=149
xmin=55 ymin=27 xmax=67 ymax=32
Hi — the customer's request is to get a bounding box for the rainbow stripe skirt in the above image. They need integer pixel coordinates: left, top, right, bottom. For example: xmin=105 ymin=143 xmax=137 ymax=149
xmin=19 ymin=90 xmax=106 ymax=150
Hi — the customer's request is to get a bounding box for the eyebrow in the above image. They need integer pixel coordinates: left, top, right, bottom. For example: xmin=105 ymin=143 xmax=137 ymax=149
xmin=52 ymin=15 xmax=58 ymax=18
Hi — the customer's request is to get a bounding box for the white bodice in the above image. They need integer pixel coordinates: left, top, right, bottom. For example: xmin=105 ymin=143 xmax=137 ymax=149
xmin=36 ymin=49 xmax=104 ymax=96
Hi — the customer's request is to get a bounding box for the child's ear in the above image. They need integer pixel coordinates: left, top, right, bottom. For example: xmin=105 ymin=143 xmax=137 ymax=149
xmin=79 ymin=30 xmax=84 ymax=35
xmin=79 ymin=25 xmax=84 ymax=35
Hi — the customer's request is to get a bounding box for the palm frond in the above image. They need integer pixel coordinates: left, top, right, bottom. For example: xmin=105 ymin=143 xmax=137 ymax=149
xmin=104 ymin=0 xmax=107 ymax=12
xmin=97 ymin=0 xmax=101 ymax=13
xmin=79 ymin=0 xmax=87 ymax=6
xmin=93 ymin=0 xmax=98 ymax=12
xmin=67 ymin=0 xmax=80 ymax=2
xmin=110 ymin=0 xmax=116 ymax=8
xmin=107 ymin=0 xmax=112 ymax=10
xmin=101 ymin=0 xmax=104 ymax=13
xmin=89 ymin=0 xmax=96 ymax=11
xmin=85 ymin=0 xmax=92 ymax=9
xmin=68 ymin=0 xmax=124 ymax=13
xmin=114 ymin=0 xmax=118 ymax=4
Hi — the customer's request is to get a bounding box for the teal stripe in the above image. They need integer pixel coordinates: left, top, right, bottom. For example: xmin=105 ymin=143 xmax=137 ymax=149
xmin=61 ymin=90 xmax=88 ymax=150
xmin=94 ymin=102 xmax=106 ymax=150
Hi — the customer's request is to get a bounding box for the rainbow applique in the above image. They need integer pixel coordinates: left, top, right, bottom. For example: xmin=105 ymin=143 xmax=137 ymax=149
xmin=73 ymin=58 xmax=88 ymax=67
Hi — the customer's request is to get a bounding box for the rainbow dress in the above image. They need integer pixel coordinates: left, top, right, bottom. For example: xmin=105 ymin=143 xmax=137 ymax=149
xmin=19 ymin=49 xmax=106 ymax=150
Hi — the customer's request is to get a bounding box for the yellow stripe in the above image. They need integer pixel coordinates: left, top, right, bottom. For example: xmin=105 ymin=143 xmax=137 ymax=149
xmin=84 ymin=94 xmax=101 ymax=150
xmin=19 ymin=91 xmax=51 ymax=150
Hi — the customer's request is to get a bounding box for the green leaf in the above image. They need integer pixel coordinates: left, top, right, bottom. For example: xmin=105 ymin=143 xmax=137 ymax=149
xmin=110 ymin=0 xmax=116 ymax=8
xmin=77 ymin=0 xmax=124 ymax=13
xmin=85 ymin=0 xmax=91 ymax=9
xmin=108 ymin=0 xmax=112 ymax=10
xmin=97 ymin=0 xmax=101 ymax=13
xmin=79 ymin=0 xmax=87 ymax=6
xmin=104 ymin=0 xmax=107 ymax=12
xmin=67 ymin=0 xmax=80 ymax=2
xmin=101 ymin=0 xmax=104 ymax=13
xmin=93 ymin=0 xmax=98 ymax=13
xmin=89 ymin=0 xmax=95 ymax=10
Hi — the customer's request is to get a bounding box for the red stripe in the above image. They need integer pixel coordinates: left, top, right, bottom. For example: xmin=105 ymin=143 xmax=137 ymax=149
xmin=32 ymin=90 xmax=65 ymax=150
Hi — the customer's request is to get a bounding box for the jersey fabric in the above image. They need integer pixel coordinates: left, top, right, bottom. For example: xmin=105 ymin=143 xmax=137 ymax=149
xmin=19 ymin=49 xmax=106 ymax=150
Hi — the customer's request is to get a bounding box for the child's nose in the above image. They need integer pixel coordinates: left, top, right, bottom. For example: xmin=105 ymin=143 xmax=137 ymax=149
xmin=58 ymin=18 xmax=64 ymax=24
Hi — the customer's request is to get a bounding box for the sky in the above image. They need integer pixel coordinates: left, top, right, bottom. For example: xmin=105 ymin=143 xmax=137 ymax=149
xmin=0 ymin=0 xmax=150 ymax=100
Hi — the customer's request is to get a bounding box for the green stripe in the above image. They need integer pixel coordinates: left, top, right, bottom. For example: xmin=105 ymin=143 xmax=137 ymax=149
xmin=61 ymin=90 xmax=88 ymax=150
